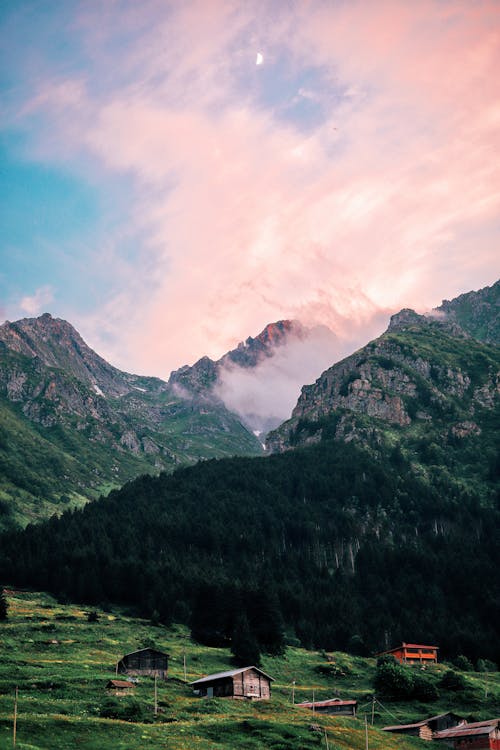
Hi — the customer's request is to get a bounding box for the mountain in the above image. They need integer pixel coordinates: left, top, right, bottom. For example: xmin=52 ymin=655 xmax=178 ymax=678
xmin=0 ymin=314 xmax=267 ymax=528
xmin=266 ymin=282 xmax=500 ymax=500
xmin=169 ymin=319 xmax=310 ymax=393
xmin=436 ymin=278 xmax=499 ymax=345
xmin=169 ymin=320 xmax=339 ymax=435
xmin=0 ymin=281 xmax=498 ymax=662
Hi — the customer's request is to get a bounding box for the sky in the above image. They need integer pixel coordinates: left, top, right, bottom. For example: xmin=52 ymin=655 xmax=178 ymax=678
xmin=1 ymin=0 xmax=499 ymax=380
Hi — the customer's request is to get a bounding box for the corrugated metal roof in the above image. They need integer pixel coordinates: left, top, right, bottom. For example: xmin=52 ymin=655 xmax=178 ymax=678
xmin=298 ymin=698 xmax=357 ymax=708
xmin=434 ymin=718 xmax=499 ymax=739
xmin=118 ymin=647 xmax=169 ymax=660
xmin=376 ymin=642 xmax=439 ymax=656
xmin=107 ymin=679 xmax=135 ymax=688
xmin=190 ymin=666 xmax=274 ymax=685
xmin=383 ymin=712 xmax=461 ymax=732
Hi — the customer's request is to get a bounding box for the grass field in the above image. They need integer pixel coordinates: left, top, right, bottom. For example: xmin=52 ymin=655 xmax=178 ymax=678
xmin=0 ymin=590 xmax=498 ymax=749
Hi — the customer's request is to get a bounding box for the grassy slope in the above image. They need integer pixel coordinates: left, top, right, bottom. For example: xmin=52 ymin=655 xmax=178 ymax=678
xmin=0 ymin=591 xmax=498 ymax=750
xmin=0 ymin=387 xmax=262 ymax=532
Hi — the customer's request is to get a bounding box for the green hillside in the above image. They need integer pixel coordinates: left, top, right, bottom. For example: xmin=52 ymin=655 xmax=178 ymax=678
xmin=1 ymin=589 xmax=498 ymax=750
xmin=1 ymin=435 xmax=499 ymax=664
xmin=0 ymin=331 xmax=262 ymax=532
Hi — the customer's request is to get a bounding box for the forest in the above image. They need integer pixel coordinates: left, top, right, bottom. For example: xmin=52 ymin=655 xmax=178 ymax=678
xmin=1 ymin=435 xmax=498 ymax=665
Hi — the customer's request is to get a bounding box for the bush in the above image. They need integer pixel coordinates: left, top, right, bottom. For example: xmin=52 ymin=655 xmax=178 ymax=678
xmin=453 ymin=655 xmax=474 ymax=672
xmin=100 ymin=698 xmax=147 ymax=722
xmin=412 ymin=673 xmax=440 ymax=702
xmin=440 ymin=670 xmax=466 ymax=692
xmin=374 ymin=656 xmax=414 ymax=700
xmin=476 ymin=658 xmax=498 ymax=673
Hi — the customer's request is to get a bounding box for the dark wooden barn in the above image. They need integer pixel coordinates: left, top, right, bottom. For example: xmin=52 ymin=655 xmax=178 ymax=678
xmin=383 ymin=712 xmax=463 ymax=741
xmin=297 ymin=697 xmax=357 ymax=716
xmin=116 ymin=648 xmax=168 ymax=679
xmin=191 ymin=666 xmax=274 ymax=700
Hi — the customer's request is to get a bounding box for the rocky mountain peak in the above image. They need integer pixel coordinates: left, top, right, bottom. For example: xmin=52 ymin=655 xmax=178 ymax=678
xmin=0 ymin=313 xmax=163 ymax=398
xmin=387 ymin=308 xmax=424 ymax=332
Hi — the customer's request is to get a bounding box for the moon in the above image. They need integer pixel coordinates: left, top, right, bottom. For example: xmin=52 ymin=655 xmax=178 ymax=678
xmin=256 ymin=52 xmax=264 ymax=66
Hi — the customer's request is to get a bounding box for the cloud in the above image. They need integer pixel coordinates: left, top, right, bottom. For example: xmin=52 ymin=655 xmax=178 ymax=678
xmin=4 ymin=0 xmax=500 ymax=379
xmin=20 ymin=286 xmax=54 ymax=316
xmin=214 ymin=323 xmax=368 ymax=433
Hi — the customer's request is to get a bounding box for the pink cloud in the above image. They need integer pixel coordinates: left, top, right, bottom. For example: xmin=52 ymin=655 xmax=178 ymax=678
xmin=13 ymin=0 xmax=500 ymax=377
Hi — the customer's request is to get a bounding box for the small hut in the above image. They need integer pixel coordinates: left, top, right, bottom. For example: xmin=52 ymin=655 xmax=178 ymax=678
xmin=297 ymin=697 xmax=357 ymax=716
xmin=106 ymin=679 xmax=135 ymax=696
xmin=116 ymin=648 xmax=169 ymax=679
xmin=383 ymin=712 xmax=463 ymax=741
xmin=434 ymin=718 xmax=500 ymax=749
xmin=191 ymin=666 xmax=274 ymax=700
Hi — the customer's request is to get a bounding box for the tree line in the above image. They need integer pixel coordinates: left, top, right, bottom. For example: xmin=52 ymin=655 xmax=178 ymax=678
xmin=0 ymin=439 xmax=498 ymax=664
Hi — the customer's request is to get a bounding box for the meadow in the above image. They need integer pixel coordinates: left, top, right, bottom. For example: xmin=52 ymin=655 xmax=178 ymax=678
xmin=0 ymin=589 xmax=498 ymax=749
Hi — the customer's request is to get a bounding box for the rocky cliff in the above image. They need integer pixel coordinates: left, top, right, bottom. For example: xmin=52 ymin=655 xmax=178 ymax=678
xmin=266 ymin=282 xmax=500 ymax=460
xmin=0 ymin=315 xmax=264 ymax=528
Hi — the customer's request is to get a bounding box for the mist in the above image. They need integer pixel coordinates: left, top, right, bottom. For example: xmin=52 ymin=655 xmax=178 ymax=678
xmin=213 ymin=320 xmax=385 ymax=436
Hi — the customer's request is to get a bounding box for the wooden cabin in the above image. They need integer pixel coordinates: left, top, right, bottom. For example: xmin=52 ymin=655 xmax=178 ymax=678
xmin=434 ymin=718 xmax=500 ymax=749
xmin=383 ymin=712 xmax=463 ymax=741
xmin=190 ymin=666 xmax=274 ymax=700
xmin=297 ymin=697 xmax=357 ymax=716
xmin=106 ymin=679 xmax=135 ymax=696
xmin=116 ymin=648 xmax=168 ymax=679
xmin=376 ymin=642 xmax=439 ymax=664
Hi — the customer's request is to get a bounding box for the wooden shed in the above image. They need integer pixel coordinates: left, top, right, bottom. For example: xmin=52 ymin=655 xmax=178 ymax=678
xmin=383 ymin=712 xmax=463 ymax=741
xmin=116 ymin=648 xmax=168 ymax=679
xmin=190 ymin=666 xmax=274 ymax=700
xmin=106 ymin=679 xmax=135 ymax=696
xmin=376 ymin=642 xmax=439 ymax=664
xmin=297 ymin=697 xmax=357 ymax=716
xmin=434 ymin=718 xmax=500 ymax=749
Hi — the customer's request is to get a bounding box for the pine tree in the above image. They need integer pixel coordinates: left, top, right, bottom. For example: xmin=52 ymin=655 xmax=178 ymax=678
xmin=231 ymin=614 xmax=261 ymax=666
xmin=0 ymin=588 xmax=8 ymax=621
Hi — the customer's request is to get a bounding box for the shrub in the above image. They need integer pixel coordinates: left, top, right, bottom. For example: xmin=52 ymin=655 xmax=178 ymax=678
xmin=100 ymin=698 xmax=147 ymax=722
xmin=412 ymin=673 xmax=440 ymax=702
xmin=440 ymin=670 xmax=466 ymax=692
xmin=476 ymin=658 xmax=498 ymax=673
xmin=374 ymin=656 xmax=414 ymax=700
xmin=453 ymin=655 xmax=474 ymax=672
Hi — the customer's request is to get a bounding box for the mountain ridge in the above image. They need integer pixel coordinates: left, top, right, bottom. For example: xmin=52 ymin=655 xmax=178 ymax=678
xmin=266 ymin=280 xmax=499 ymax=457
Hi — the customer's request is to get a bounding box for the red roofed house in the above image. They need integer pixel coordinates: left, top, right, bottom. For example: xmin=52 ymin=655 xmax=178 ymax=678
xmin=297 ymin=697 xmax=357 ymax=716
xmin=376 ymin=642 xmax=438 ymax=664
xmin=434 ymin=718 xmax=500 ymax=749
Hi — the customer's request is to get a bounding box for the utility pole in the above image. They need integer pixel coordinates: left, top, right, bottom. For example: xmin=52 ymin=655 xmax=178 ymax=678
xmin=154 ymin=674 xmax=158 ymax=716
xmin=365 ymin=714 xmax=369 ymax=750
xmin=13 ymin=686 xmax=18 ymax=748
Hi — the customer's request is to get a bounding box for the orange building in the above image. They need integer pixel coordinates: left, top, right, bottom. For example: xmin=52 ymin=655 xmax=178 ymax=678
xmin=377 ymin=642 xmax=439 ymax=664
